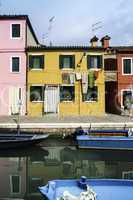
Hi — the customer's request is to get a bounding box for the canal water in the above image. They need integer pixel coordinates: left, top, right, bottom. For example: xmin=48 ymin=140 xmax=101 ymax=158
xmin=1 ymin=138 xmax=133 ymax=200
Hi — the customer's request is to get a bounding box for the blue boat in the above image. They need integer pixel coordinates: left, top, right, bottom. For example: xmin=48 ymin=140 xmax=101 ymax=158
xmin=75 ymin=128 xmax=133 ymax=150
xmin=39 ymin=176 xmax=133 ymax=200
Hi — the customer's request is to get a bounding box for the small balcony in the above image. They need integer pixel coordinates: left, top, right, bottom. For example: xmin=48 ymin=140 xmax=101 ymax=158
xmin=104 ymin=57 xmax=117 ymax=82
xmin=105 ymin=70 xmax=117 ymax=82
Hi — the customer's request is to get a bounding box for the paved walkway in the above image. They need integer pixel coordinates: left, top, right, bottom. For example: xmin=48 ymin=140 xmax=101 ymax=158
xmin=0 ymin=113 xmax=131 ymax=123
xmin=0 ymin=114 xmax=132 ymax=129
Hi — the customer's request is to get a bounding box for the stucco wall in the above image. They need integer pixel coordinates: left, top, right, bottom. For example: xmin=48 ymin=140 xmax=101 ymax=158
xmin=0 ymin=19 xmax=27 ymax=115
xmin=28 ymin=51 xmax=105 ymax=116
xmin=0 ymin=20 xmax=26 ymax=50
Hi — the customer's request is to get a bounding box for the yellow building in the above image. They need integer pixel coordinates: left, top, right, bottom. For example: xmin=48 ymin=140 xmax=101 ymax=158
xmin=27 ymin=45 xmax=105 ymax=117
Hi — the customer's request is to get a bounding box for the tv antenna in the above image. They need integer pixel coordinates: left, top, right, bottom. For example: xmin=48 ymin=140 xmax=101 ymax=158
xmin=92 ymin=21 xmax=103 ymax=35
xmin=42 ymin=16 xmax=55 ymax=45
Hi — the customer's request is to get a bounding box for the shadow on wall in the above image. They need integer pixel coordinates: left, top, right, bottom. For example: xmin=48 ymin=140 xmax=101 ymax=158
xmin=105 ymin=82 xmax=120 ymax=115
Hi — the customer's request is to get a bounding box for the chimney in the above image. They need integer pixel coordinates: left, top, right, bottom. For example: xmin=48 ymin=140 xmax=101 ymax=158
xmin=101 ymin=35 xmax=111 ymax=48
xmin=90 ymin=36 xmax=99 ymax=47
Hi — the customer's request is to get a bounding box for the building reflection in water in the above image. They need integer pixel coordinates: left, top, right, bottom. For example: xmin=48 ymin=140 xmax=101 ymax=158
xmin=0 ymin=144 xmax=133 ymax=199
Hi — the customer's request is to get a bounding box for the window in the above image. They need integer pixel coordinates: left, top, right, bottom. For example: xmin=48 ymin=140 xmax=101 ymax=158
xmin=122 ymin=58 xmax=132 ymax=75
xmin=10 ymin=175 xmax=20 ymax=194
xmin=122 ymin=171 xmax=133 ymax=180
xmin=12 ymin=24 xmax=20 ymax=38
xmin=11 ymin=57 xmax=20 ymax=72
xmin=29 ymin=55 xmax=44 ymax=69
xmin=60 ymin=86 xmax=75 ymax=101
xmin=122 ymin=90 xmax=132 ymax=107
xmin=87 ymin=55 xmax=102 ymax=69
xmin=30 ymin=86 xmax=44 ymax=102
xmin=83 ymin=86 xmax=98 ymax=101
xmin=59 ymin=55 xmax=75 ymax=69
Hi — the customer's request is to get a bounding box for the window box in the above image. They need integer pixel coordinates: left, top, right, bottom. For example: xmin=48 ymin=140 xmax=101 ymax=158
xmin=122 ymin=58 xmax=132 ymax=75
xmin=29 ymin=55 xmax=44 ymax=70
xmin=30 ymin=86 xmax=44 ymax=102
xmin=11 ymin=56 xmax=20 ymax=73
xmin=83 ymin=86 xmax=98 ymax=102
xmin=87 ymin=55 xmax=103 ymax=69
xmin=60 ymin=86 xmax=75 ymax=101
xmin=11 ymin=24 xmax=21 ymax=39
xmin=59 ymin=55 xmax=75 ymax=69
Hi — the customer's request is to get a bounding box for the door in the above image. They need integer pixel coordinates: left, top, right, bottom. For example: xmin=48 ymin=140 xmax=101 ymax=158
xmin=44 ymin=86 xmax=59 ymax=113
xmin=9 ymin=87 xmax=21 ymax=115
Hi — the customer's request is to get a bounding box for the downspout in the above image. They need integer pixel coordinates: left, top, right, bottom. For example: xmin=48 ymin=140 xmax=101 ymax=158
xmin=25 ymin=23 xmax=28 ymax=115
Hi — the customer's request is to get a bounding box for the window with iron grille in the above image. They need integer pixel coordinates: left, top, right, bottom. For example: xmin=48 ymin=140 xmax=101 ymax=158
xmin=60 ymin=86 xmax=75 ymax=101
xmin=30 ymin=86 xmax=44 ymax=102
xmin=83 ymin=86 xmax=98 ymax=102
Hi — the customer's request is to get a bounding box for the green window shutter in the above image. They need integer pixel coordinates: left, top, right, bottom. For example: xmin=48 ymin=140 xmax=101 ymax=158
xmin=71 ymin=55 xmax=75 ymax=68
xmin=59 ymin=55 xmax=63 ymax=69
xmin=87 ymin=55 xmax=91 ymax=69
xmin=40 ymin=55 xmax=44 ymax=68
xmin=98 ymin=55 xmax=103 ymax=68
xmin=29 ymin=56 xmax=33 ymax=69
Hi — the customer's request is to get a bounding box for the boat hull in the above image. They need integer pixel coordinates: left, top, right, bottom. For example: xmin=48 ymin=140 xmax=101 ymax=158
xmin=0 ymin=134 xmax=49 ymax=149
xmin=39 ymin=178 xmax=133 ymax=200
xmin=77 ymin=135 xmax=133 ymax=150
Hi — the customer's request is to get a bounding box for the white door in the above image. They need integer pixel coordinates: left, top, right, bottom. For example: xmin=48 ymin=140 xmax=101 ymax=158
xmin=9 ymin=87 xmax=21 ymax=115
xmin=45 ymin=86 xmax=59 ymax=113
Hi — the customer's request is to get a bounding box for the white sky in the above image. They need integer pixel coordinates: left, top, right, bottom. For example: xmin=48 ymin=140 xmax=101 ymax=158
xmin=1 ymin=0 xmax=133 ymax=46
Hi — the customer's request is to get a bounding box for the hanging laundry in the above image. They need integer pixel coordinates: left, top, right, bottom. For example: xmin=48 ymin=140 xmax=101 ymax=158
xmin=69 ymin=73 xmax=75 ymax=84
xmin=82 ymin=72 xmax=88 ymax=84
xmin=82 ymin=72 xmax=88 ymax=94
xmin=62 ymin=73 xmax=70 ymax=84
xmin=76 ymin=73 xmax=81 ymax=80
xmin=94 ymin=70 xmax=99 ymax=80
xmin=88 ymin=71 xmax=95 ymax=88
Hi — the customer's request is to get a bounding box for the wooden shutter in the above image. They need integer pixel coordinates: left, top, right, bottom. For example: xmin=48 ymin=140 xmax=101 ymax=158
xmin=40 ymin=55 xmax=44 ymax=68
xmin=71 ymin=55 xmax=75 ymax=68
xmin=59 ymin=55 xmax=63 ymax=69
xmin=98 ymin=55 xmax=103 ymax=68
xmin=87 ymin=55 xmax=92 ymax=69
xmin=29 ymin=56 xmax=33 ymax=69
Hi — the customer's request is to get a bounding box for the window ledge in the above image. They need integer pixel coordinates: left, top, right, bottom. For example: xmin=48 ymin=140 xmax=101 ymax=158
xmin=89 ymin=68 xmax=102 ymax=71
xmin=61 ymin=68 xmax=74 ymax=70
xmin=11 ymin=37 xmax=21 ymax=40
xmin=30 ymin=68 xmax=44 ymax=71
xmin=11 ymin=72 xmax=20 ymax=74
xmin=122 ymin=73 xmax=133 ymax=76
xmin=31 ymin=101 xmax=44 ymax=103
xmin=84 ymin=101 xmax=97 ymax=103
xmin=61 ymin=100 xmax=74 ymax=102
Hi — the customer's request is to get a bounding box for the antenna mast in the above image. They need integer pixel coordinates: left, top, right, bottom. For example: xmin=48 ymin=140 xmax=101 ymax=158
xmin=42 ymin=16 xmax=55 ymax=45
xmin=92 ymin=21 xmax=102 ymax=36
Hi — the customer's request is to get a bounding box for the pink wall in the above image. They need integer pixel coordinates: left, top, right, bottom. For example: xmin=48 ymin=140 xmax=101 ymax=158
xmin=0 ymin=19 xmax=27 ymax=115
xmin=0 ymin=20 xmax=26 ymax=50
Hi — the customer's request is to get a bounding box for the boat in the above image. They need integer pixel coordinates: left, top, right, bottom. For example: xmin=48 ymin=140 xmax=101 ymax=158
xmin=75 ymin=128 xmax=133 ymax=150
xmin=38 ymin=176 xmax=133 ymax=200
xmin=0 ymin=133 xmax=49 ymax=149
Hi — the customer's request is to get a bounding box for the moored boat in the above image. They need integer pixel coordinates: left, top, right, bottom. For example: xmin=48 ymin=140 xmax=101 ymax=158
xmin=38 ymin=176 xmax=133 ymax=200
xmin=0 ymin=133 xmax=49 ymax=149
xmin=75 ymin=128 xmax=133 ymax=150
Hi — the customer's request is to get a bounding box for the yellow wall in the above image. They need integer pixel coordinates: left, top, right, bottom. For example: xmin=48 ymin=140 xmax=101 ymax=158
xmin=28 ymin=51 xmax=105 ymax=116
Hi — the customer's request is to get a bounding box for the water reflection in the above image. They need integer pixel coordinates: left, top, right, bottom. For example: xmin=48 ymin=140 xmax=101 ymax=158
xmin=0 ymin=140 xmax=133 ymax=200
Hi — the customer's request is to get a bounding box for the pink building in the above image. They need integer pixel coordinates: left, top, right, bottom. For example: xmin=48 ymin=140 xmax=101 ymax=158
xmin=0 ymin=15 xmax=39 ymax=115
